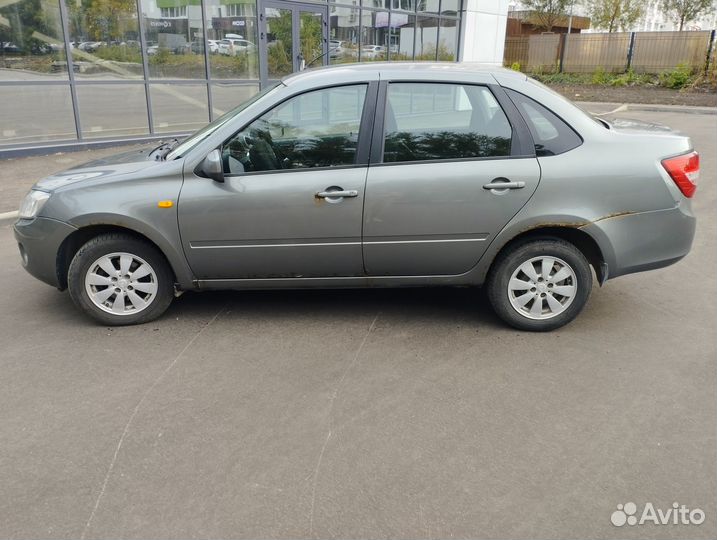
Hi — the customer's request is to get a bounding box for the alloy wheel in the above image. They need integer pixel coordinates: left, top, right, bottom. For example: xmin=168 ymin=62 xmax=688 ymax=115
xmin=84 ymin=252 xmax=158 ymax=316
xmin=507 ymin=256 xmax=578 ymax=320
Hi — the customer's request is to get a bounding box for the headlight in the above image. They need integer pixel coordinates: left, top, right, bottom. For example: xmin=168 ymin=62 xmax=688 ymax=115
xmin=18 ymin=190 xmax=50 ymax=219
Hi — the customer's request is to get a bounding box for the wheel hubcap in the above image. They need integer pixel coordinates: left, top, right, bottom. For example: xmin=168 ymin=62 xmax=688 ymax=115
xmin=507 ymin=256 xmax=577 ymax=320
xmin=85 ymin=252 xmax=158 ymax=316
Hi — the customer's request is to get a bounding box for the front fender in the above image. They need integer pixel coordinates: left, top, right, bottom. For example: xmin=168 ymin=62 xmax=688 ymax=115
xmin=67 ymin=212 xmax=195 ymax=289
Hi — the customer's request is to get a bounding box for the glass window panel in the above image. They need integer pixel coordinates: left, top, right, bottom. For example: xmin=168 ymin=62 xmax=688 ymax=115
xmin=329 ymin=5 xmax=359 ymax=65
xmin=0 ymin=84 xmax=75 ymax=143
xmin=504 ymin=88 xmax=581 ymax=156
xmin=65 ymin=0 xmax=142 ymax=79
xmin=397 ymin=0 xmax=415 ymax=11
xmin=204 ymin=0 xmax=258 ymax=80
xmin=383 ymin=83 xmax=512 ymax=162
xmin=139 ymin=0 xmax=206 ymax=79
xmin=440 ymin=0 xmax=458 ymax=15
xmin=361 ymin=0 xmax=383 ymax=8
xmin=360 ymin=10 xmax=388 ymax=61
xmin=299 ymin=10 xmax=323 ymax=68
xmin=76 ymin=83 xmax=148 ymax=137
xmin=0 ymin=0 xmax=68 ymax=80
xmin=388 ymin=12 xmax=414 ymax=60
xmin=415 ymin=15 xmax=438 ymax=60
xmin=417 ymin=0 xmax=439 ymax=13
xmin=210 ymin=81 xmax=258 ymax=116
xmin=150 ymin=83 xmax=208 ymax=133
xmin=222 ymin=84 xmax=367 ymax=173
xmin=438 ymin=17 xmax=457 ymax=59
xmin=264 ymin=6 xmax=292 ymax=80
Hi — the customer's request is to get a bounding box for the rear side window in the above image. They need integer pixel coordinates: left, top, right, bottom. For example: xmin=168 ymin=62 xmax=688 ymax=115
xmin=504 ymin=88 xmax=581 ymax=157
xmin=383 ymin=83 xmax=512 ymax=163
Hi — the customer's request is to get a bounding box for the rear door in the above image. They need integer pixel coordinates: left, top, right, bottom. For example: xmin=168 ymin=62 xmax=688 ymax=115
xmin=362 ymin=81 xmax=541 ymax=276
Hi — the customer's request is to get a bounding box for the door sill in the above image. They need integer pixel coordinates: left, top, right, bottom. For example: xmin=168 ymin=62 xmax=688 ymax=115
xmin=195 ymin=273 xmax=474 ymax=290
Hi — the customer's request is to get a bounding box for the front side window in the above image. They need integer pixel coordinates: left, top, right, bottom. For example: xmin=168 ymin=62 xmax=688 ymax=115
xmin=222 ymin=84 xmax=368 ymax=174
xmin=383 ymin=83 xmax=512 ymax=163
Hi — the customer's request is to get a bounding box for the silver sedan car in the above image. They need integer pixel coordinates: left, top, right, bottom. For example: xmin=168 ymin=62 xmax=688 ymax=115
xmin=14 ymin=63 xmax=698 ymax=330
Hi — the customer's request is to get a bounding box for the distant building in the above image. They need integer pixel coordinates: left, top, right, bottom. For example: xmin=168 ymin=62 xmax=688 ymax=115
xmin=632 ymin=0 xmax=717 ymax=31
xmin=506 ymin=8 xmax=590 ymax=35
xmin=510 ymin=0 xmax=716 ymax=33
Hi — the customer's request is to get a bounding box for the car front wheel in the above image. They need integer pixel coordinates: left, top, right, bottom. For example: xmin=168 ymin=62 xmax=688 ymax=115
xmin=487 ymin=238 xmax=592 ymax=331
xmin=67 ymin=233 xmax=174 ymax=325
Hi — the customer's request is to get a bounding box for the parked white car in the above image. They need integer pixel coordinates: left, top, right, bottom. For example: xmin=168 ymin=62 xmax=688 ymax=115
xmin=329 ymin=40 xmax=357 ymax=60
xmin=218 ymin=39 xmax=256 ymax=56
xmin=361 ymin=45 xmax=385 ymax=59
xmin=77 ymin=41 xmax=103 ymax=52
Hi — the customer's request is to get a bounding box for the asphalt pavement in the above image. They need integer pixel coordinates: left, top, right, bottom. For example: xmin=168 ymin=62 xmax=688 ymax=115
xmin=0 ymin=107 xmax=715 ymax=539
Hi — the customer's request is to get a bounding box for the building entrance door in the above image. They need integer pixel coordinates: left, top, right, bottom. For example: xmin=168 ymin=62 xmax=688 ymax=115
xmin=258 ymin=1 xmax=329 ymax=87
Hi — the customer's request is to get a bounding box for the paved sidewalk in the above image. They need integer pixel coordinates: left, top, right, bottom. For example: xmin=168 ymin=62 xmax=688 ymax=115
xmin=577 ymin=101 xmax=717 ymax=115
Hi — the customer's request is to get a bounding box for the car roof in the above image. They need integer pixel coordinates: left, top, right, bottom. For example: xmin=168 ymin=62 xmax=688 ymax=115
xmin=282 ymin=62 xmax=527 ymax=87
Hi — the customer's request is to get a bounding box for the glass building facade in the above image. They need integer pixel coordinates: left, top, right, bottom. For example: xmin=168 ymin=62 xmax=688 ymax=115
xmin=0 ymin=0 xmax=461 ymax=150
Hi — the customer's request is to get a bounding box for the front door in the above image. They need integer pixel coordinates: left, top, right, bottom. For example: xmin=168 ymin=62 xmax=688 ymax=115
xmin=259 ymin=1 xmax=328 ymax=87
xmin=178 ymin=83 xmax=373 ymax=280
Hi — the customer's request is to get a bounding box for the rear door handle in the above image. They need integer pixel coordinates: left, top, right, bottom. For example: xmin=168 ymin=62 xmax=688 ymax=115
xmin=483 ymin=181 xmax=526 ymax=190
xmin=316 ymin=190 xmax=358 ymax=198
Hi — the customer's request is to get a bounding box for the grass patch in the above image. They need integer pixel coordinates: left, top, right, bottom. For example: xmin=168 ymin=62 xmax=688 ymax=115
xmin=525 ymin=65 xmax=710 ymax=91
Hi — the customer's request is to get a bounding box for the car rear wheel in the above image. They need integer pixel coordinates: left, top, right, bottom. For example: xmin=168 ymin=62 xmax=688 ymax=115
xmin=487 ymin=238 xmax=592 ymax=331
xmin=67 ymin=233 xmax=174 ymax=325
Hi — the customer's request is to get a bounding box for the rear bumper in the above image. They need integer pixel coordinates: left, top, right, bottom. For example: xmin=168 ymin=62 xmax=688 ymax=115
xmin=583 ymin=204 xmax=696 ymax=280
xmin=14 ymin=217 xmax=77 ymax=289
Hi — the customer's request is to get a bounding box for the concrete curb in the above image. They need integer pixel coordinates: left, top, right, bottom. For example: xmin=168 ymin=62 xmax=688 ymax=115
xmin=577 ymin=101 xmax=717 ymax=115
xmin=0 ymin=210 xmax=19 ymax=225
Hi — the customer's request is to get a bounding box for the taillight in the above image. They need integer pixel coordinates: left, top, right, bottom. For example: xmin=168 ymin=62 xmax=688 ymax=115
xmin=661 ymin=151 xmax=699 ymax=198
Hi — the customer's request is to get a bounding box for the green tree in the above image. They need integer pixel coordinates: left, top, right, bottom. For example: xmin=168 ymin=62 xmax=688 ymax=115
xmin=660 ymin=0 xmax=715 ymax=30
xmin=267 ymin=10 xmax=292 ymax=77
xmin=522 ymin=0 xmax=571 ymax=32
xmin=587 ymin=0 xmax=645 ymax=32
xmin=0 ymin=0 xmax=54 ymax=52
xmin=83 ymin=0 xmax=136 ymax=41
xmin=299 ymin=12 xmax=322 ymax=65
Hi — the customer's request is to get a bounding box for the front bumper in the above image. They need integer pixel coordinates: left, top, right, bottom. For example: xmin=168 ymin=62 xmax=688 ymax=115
xmin=582 ymin=204 xmax=696 ymax=280
xmin=14 ymin=217 xmax=77 ymax=288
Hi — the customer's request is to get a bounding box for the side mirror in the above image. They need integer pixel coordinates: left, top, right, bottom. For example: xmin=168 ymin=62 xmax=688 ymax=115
xmin=199 ymin=149 xmax=224 ymax=183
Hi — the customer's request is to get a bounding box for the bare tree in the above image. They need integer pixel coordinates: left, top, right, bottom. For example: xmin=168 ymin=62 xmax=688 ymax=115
xmin=660 ymin=0 xmax=715 ymax=30
xmin=522 ymin=0 xmax=571 ymax=32
xmin=587 ymin=0 xmax=645 ymax=32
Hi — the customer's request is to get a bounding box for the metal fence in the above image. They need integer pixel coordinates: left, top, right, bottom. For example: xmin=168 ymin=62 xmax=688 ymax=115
xmin=504 ymin=29 xmax=717 ymax=74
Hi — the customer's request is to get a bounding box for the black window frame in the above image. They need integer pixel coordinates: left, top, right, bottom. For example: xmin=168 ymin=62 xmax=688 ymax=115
xmin=219 ymin=81 xmax=380 ymax=177
xmin=369 ymin=80 xmax=535 ymax=166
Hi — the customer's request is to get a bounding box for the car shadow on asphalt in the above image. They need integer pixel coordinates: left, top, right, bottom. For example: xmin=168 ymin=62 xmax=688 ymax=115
xmin=164 ymin=287 xmax=503 ymax=329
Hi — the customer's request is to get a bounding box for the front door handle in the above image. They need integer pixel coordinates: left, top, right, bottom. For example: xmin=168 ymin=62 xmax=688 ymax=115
xmin=316 ymin=189 xmax=358 ymax=198
xmin=483 ymin=180 xmax=526 ymax=190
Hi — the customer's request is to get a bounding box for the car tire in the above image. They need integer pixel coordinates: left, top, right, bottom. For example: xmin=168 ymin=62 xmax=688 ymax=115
xmin=67 ymin=233 xmax=174 ymax=326
xmin=486 ymin=238 xmax=592 ymax=331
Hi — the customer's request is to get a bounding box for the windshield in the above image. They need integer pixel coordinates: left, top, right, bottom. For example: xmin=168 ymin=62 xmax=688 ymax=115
xmin=166 ymin=82 xmax=282 ymax=160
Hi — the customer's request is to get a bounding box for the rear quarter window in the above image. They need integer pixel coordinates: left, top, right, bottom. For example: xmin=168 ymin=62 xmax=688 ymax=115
xmin=504 ymin=88 xmax=582 ymax=157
